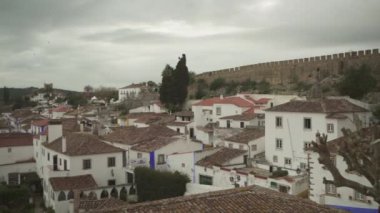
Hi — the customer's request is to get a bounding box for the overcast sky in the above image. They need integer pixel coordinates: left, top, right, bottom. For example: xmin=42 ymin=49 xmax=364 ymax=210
xmin=1 ymin=0 xmax=379 ymax=91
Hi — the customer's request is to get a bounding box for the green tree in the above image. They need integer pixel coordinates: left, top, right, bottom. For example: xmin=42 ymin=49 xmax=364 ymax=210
xmin=66 ymin=92 xmax=87 ymax=107
xmin=338 ymin=65 xmax=377 ymax=99
xmin=3 ymin=87 xmax=10 ymax=104
xmin=134 ymin=167 xmax=190 ymax=202
xmin=257 ymin=79 xmax=271 ymax=94
xmin=240 ymin=79 xmax=256 ymax=92
xmin=159 ymin=54 xmax=190 ymax=112
xmin=210 ymin=77 xmax=226 ymax=91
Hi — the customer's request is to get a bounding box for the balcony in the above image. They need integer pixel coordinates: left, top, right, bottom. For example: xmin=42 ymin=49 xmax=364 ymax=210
xmin=46 ymin=165 xmax=70 ymax=178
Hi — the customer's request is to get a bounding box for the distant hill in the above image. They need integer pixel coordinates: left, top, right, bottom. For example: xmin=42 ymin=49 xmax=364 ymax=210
xmin=0 ymin=86 xmax=80 ymax=105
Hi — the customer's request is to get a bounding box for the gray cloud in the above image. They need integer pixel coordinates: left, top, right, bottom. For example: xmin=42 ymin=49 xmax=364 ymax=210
xmin=1 ymin=0 xmax=380 ymax=91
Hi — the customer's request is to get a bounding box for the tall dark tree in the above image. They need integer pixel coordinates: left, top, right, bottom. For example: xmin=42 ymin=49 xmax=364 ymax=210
xmin=3 ymin=86 xmax=10 ymax=104
xmin=159 ymin=54 xmax=190 ymax=112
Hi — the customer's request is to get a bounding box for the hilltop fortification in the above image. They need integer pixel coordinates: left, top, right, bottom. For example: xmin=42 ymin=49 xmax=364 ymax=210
xmin=196 ymin=49 xmax=380 ymax=85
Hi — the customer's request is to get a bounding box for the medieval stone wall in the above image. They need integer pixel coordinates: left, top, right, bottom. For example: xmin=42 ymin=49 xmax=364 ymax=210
xmin=196 ymin=49 xmax=380 ymax=85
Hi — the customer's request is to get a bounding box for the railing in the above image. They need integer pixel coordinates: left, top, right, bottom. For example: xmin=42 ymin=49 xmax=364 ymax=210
xmin=46 ymin=165 xmax=70 ymax=178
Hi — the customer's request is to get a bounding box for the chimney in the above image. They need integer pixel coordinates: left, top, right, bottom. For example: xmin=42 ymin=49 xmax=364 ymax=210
xmin=220 ymin=94 xmax=224 ymax=99
xmin=48 ymin=120 xmax=63 ymax=143
xmin=62 ymin=136 xmax=66 ymax=153
xmin=73 ymin=190 xmax=80 ymax=213
xmin=80 ymin=123 xmax=84 ymax=132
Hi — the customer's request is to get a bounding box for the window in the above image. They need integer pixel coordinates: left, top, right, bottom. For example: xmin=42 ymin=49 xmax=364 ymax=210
xmin=108 ymin=157 xmax=116 ymax=167
xmin=157 ymin=154 xmax=165 ymax=165
xmin=137 ymin=153 xmax=142 ymax=159
xmin=325 ymin=183 xmax=337 ymax=195
xmin=327 ymin=123 xmax=334 ymax=133
xmin=199 ymin=175 xmax=213 ymax=185
xmin=47 ymin=153 xmax=50 ymax=161
xmin=108 ymin=179 xmax=116 ymax=186
xmin=216 ymin=107 xmax=221 ymax=116
xmin=354 ymin=190 xmax=366 ymax=201
xmin=304 ymin=141 xmax=312 ymax=150
xmin=64 ymin=160 xmax=67 ymax=170
xmin=239 ymin=145 xmax=244 ymax=150
xmin=251 ymin=144 xmax=257 ymax=151
xmin=228 ymin=143 xmax=233 ymax=149
xmin=275 ymin=138 xmax=283 ymax=149
xmin=304 ymin=118 xmax=312 ymax=130
xmin=181 ymin=163 xmax=186 ymax=168
xmin=176 ymin=128 xmax=180 ymax=133
xmin=275 ymin=117 xmax=282 ymax=128
xmin=273 ymin=155 xmax=278 ymax=163
xmin=240 ymin=122 xmax=245 ymax=128
xmin=59 ymin=158 xmax=62 ymax=165
xmin=284 ymin=158 xmax=292 ymax=166
xmin=300 ymin=162 xmax=307 ymax=169
xmin=83 ymin=159 xmax=91 ymax=170
xmin=7 ymin=147 xmax=11 ymax=153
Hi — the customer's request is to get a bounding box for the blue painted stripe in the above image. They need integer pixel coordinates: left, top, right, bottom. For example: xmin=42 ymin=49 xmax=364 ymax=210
xmin=329 ymin=205 xmax=378 ymax=213
xmin=149 ymin=151 xmax=155 ymax=169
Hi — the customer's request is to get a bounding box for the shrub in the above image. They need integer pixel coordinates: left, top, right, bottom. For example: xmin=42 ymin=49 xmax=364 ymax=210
xmin=134 ymin=167 xmax=190 ymax=202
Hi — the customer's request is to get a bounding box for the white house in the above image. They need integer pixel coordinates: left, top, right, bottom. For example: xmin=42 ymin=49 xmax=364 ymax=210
xmin=264 ymin=98 xmax=370 ymax=172
xmin=33 ymin=119 xmax=132 ymax=213
xmin=128 ymin=135 xmax=203 ymax=171
xmin=0 ymin=133 xmax=36 ymax=184
xmin=308 ymin=129 xmax=379 ymax=212
xmin=166 ymin=111 xmax=194 ymax=135
xmin=118 ymin=83 xmax=146 ymax=101
xmin=51 ymin=105 xmax=71 ymax=119
xmin=129 ymin=101 xmax=167 ymax=114
xmin=219 ymin=109 xmax=265 ymax=129
xmin=191 ymin=96 xmax=254 ymax=145
xmin=167 ymin=147 xmax=308 ymax=196
xmin=222 ymin=128 xmax=265 ymax=159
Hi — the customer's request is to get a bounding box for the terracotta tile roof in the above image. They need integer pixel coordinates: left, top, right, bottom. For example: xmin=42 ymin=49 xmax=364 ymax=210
xmin=196 ymin=147 xmax=247 ymax=168
xmin=32 ymin=119 xmax=49 ymax=127
xmin=0 ymin=133 xmax=33 ymax=148
xmin=49 ymin=175 xmax=97 ymax=191
xmin=128 ymin=113 xmax=175 ymax=125
xmin=62 ymin=118 xmax=81 ymax=134
xmin=126 ymin=185 xmax=342 ymax=213
xmin=325 ymin=113 xmax=348 ymax=119
xmin=11 ymin=108 xmax=33 ymax=119
xmin=219 ymin=113 xmax=257 ymax=121
xmin=131 ymin=136 xmax=178 ymax=152
xmin=43 ymin=133 xmax=123 ymax=156
xmin=193 ymin=96 xmax=254 ymax=108
xmin=120 ymin=83 xmax=146 ymax=89
xmin=79 ymin=198 xmax=125 ymax=212
xmin=174 ymin=111 xmax=194 ymax=117
xmin=226 ymin=128 xmax=265 ymax=144
xmin=52 ymin=105 xmax=70 ymax=112
xmin=166 ymin=121 xmax=190 ymax=127
xmin=266 ymin=99 xmax=368 ymax=113
xmin=102 ymin=125 xmax=179 ymax=145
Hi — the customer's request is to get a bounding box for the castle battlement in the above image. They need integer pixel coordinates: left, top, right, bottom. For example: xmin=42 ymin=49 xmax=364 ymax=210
xmin=196 ymin=48 xmax=380 ymax=85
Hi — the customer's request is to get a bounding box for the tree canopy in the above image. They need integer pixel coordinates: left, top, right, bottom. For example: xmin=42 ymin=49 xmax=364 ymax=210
xmin=311 ymin=126 xmax=380 ymax=207
xmin=338 ymin=65 xmax=377 ymax=99
xmin=134 ymin=167 xmax=190 ymax=202
xmin=159 ymin=54 xmax=190 ymax=112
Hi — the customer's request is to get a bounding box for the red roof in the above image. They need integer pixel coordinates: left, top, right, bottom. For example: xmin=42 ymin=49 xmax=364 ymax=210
xmin=194 ymin=97 xmax=254 ymax=108
xmin=0 ymin=133 xmax=33 ymax=148
xmin=52 ymin=106 xmax=70 ymax=113
xmin=255 ymin=98 xmax=271 ymax=104
xmin=32 ymin=119 xmax=49 ymax=127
